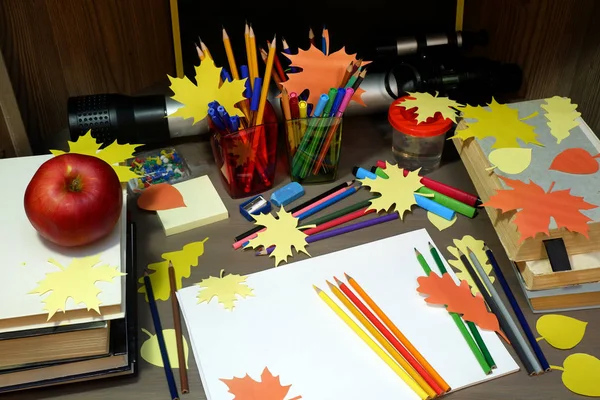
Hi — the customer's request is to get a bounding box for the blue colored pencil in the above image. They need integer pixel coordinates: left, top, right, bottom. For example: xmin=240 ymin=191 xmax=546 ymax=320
xmin=144 ymin=272 xmax=180 ymax=400
xmin=296 ymin=185 xmax=358 ymax=220
xmin=485 ymin=245 xmax=551 ymax=372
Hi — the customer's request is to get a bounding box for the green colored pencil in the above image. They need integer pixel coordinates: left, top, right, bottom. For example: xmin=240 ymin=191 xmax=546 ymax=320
xmin=299 ymin=195 xmax=380 ymax=228
xmin=415 ymin=247 xmax=492 ymax=375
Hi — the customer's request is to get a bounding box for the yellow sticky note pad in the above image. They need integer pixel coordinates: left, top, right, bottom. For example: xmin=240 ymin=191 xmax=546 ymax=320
xmin=157 ymin=176 xmax=228 ymax=236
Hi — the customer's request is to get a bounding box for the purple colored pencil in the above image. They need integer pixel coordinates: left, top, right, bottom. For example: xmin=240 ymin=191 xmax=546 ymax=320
xmin=258 ymin=212 xmax=400 ymax=255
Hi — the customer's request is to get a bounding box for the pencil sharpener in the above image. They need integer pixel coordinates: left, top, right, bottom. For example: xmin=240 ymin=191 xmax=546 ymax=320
xmin=239 ymin=195 xmax=271 ymax=221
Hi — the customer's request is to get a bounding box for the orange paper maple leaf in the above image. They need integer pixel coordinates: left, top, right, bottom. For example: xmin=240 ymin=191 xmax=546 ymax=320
xmin=220 ymin=367 xmax=301 ymax=400
xmin=417 ymin=272 xmax=508 ymax=342
xmin=281 ymin=45 xmax=371 ymax=107
xmin=483 ymin=176 xmax=596 ymax=242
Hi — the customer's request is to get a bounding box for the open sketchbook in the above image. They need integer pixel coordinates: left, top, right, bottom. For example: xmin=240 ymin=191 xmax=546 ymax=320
xmin=0 ymin=155 xmax=127 ymax=333
xmin=177 ymin=229 xmax=519 ymax=400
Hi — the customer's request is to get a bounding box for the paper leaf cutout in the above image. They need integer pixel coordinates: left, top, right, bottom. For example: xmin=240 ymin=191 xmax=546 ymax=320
xmin=281 ymin=44 xmax=371 ymax=107
xmin=168 ymin=59 xmax=247 ymax=124
xmin=483 ymin=176 xmax=596 ymax=242
xmin=399 ymin=92 xmax=462 ymax=123
xmin=446 ymin=235 xmax=494 ymax=296
xmin=541 ymin=96 xmax=581 ymax=144
xmin=550 ymin=148 xmax=600 ymax=175
xmin=245 ymin=207 xmax=310 ymax=267
xmin=358 ymin=161 xmax=423 ymax=219
xmin=137 ymin=183 xmax=186 ymax=211
xmin=427 ymin=211 xmax=457 ymax=231
xmin=537 ymin=314 xmax=588 ymax=350
xmin=138 ymin=238 xmax=209 ymax=301
xmin=487 ymin=148 xmax=532 ymax=174
xmin=29 ymin=255 xmax=125 ymax=320
xmin=50 ymin=130 xmax=142 ymax=182
xmin=196 ymin=269 xmax=254 ymax=310
xmin=453 ymin=98 xmax=542 ymax=149
xmin=140 ymin=328 xmax=189 ymax=368
xmin=416 ymin=272 xmax=507 ymax=341
xmin=220 ymin=367 xmax=301 ymax=400
xmin=231 ymin=137 xmax=254 ymax=167
xmin=553 ymin=354 xmax=600 ymax=397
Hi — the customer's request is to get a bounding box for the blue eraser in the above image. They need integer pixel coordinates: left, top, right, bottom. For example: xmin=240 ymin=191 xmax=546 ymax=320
xmin=271 ymin=182 xmax=305 ymax=207
xmin=239 ymin=195 xmax=271 ymax=221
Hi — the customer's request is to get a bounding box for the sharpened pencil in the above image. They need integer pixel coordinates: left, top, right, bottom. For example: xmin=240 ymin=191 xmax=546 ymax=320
xmin=168 ymin=262 xmax=189 ymax=393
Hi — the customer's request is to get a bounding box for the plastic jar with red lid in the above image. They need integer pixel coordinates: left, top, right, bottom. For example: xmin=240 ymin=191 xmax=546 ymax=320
xmin=389 ymin=96 xmax=454 ymax=174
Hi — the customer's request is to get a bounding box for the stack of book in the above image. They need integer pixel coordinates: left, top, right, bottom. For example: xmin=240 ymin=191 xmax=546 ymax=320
xmin=0 ymin=155 xmax=137 ymax=393
xmin=453 ymin=98 xmax=600 ymax=312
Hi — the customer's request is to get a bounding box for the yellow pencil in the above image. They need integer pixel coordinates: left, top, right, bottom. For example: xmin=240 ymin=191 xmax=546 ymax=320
xmin=327 ymin=282 xmax=437 ymax=399
xmin=199 ymin=38 xmax=212 ymax=61
xmin=313 ymin=285 xmax=430 ymax=400
xmin=249 ymin=25 xmax=259 ymax=82
xmin=222 ymin=27 xmax=240 ymax=80
xmin=244 ymin=23 xmax=253 ymax=89
xmin=255 ymin=36 xmax=276 ymax=125
xmin=195 ymin=43 xmax=205 ymax=62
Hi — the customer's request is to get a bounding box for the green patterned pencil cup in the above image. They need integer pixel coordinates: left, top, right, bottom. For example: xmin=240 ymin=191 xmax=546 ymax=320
xmin=286 ymin=117 xmax=343 ymax=184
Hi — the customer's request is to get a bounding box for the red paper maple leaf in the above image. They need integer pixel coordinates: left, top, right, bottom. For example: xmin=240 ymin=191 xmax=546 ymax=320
xmin=281 ymin=45 xmax=371 ymax=107
xmin=483 ymin=176 xmax=597 ymax=242
xmin=220 ymin=367 xmax=301 ymax=400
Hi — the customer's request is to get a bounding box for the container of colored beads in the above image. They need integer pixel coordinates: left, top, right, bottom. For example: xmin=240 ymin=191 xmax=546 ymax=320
xmin=126 ymin=147 xmax=191 ymax=193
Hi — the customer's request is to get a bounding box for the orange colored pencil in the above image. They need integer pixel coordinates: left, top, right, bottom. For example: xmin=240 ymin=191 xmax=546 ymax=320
xmin=345 ymin=273 xmax=451 ymax=393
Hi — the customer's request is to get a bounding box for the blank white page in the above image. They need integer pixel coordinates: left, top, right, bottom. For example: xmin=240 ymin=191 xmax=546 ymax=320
xmin=177 ymin=228 xmax=519 ymax=400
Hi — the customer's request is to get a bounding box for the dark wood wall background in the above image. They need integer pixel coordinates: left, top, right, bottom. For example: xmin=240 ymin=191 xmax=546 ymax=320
xmin=0 ymin=0 xmax=174 ymax=155
xmin=464 ymin=0 xmax=600 ymax=133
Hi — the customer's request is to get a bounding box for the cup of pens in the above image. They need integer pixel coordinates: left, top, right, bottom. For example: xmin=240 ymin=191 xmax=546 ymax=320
xmin=284 ymin=88 xmax=353 ymax=184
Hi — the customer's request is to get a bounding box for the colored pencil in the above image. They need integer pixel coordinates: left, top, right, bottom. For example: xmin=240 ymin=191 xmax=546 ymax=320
xmin=467 ymin=248 xmax=542 ymax=375
xmin=199 ymin=38 xmax=212 ymax=60
xmin=322 ymin=26 xmax=329 ymax=55
xmin=351 ymin=69 xmax=367 ymax=92
xmin=292 ymin=186 xmax=350 ymax=218
xmin=334 ymin=277 xmax=443 ymax=396
xmin=267 ymin=39 xmax=286 ymax=81
xmin=485 ymin=245 xmax=549 ymax=373
xmin=295 ymin=185 xmax=358 ymax=220
xmin=301 ymin=195 xmax=379 ymax=227
xmin=339 ymin=61 xmax=354 ymax=87
xmin=345 ymin=273 xmax=451 ymax=393
xmin=168 ymin=263 xmax=189 ymax=393
xmin=144 ymin=271 xmax=180 ymax=400
xmin=195 ymin=43 xmax=204 ymax=62
xmin=425 ymin=245 xmax=494 ymax=373
xmin=260 ymin=47 xmax=282 ymax=87
xmin=313 ymin=286 xmax=429 ymax=400
xmin=308 ymin=27 xmax=315 ymax=46
xmin=327 ymin=281 xmax=437 ymax=398
xmin=222 ymin=28 xmax=240 ymax=80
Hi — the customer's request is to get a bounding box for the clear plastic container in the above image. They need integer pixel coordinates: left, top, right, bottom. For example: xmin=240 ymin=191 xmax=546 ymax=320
xmin=126 ymin=147 xmax=191 ymax=193
xmin=389 ymin=96 xmax=454 ymax=174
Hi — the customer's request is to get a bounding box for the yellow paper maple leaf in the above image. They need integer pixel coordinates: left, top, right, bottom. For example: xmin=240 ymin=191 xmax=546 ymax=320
xmin=246 ymin=207 xmax=310 ymax=267
xmin=168 ymin=59 xmax=247 ymax=124
xmin=399 ymin=92 xmax=462 ymax=123
xmin=358 ymin=161 xmax=424 ymax=219
xmin=138 ymin=238 xmax=209 ymax=302
xmin=281 ymin=44 xmax=371 ymax=107
xmin=453 ymin=98 xmax=542 ymax=149
xmin=541 ymin=96 xmax=581 ymax=144
xmin=29 ymin=255 xmax=125 ymax=321
xmin=196 ymin=269 xmax=254 ymax=310
xmin=446 ymin=235 xmax=494 ymax=296
xmin=50 ymin=130 xmax=142 ymax=182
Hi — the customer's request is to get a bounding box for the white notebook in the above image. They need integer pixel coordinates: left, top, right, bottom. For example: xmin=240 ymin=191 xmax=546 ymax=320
xmin=177 ymin=229 xmax=519 ymax=400
xmin=0 ymin=155 xmax=126 ymax=333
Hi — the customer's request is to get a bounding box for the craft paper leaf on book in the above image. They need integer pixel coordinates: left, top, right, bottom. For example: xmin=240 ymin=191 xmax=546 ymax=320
xmin=552 ymin=354 xmax=600 ymax=397
xmin=29 ymin=254 xmax=125 ymax=320
xmin=358 ymin=161 xmax=424 ymax=219
xmin=281 ymin=44 xmax=371 ymax=107
xmin=483 ymin=176 xmax=597 ymax=242
xmin=536 ymin=315 xmax=588 ymax=350
xmin=245 ymin=208 xmax=310 ymax=266
xmin=140 ymin=328 xmax=189 ymax=368
xmin=427 ymin=211 xmax=456 ymax=231
xmin=50 ymin=130 xmax=142 ymax=182
xmin=168 ymin=59 xmax=247 ymax=123
xmin=549 ymin=148 xmax=600 ymax=175
xmin=453 ymin=98 xmax=542 ymax=149
xmin=446 ymin=235 xmax=494 ymax=296
xmin=220 ymin=367 xmax=302 ymax=400
xmin=137 ymin=183 xmax=186 ymax=211
xmin=541 ymin=96 xmax=581 ymax=144
xmin=196 ymin=269 xmax=254 ymax=311
xmin=399 ymin=92 xmax=462 ymax=123
xmin=138 ymin=238 xmax=209 ymax=301
xmin=487 ymin=148 xmax=532 ymax=175
xmin=416 ymin=272 xmax=508 ymax=342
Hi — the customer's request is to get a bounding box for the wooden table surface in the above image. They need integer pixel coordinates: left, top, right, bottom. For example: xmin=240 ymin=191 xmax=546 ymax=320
xmin=13 ymin=115 xmax=599 ymax=399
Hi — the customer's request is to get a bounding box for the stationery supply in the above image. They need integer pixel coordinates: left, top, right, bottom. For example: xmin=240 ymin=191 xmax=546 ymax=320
xmin=168 ymin=263 xmax=189 ymax=394
xmin=127 ymin=148 xmax=191 ymax=193
xmin=239 ymin=195 xmax=271 ymax=221
xmin=270 ymin=182 xmax=305 ymax=207
xmin=177 ymin=230 xmax=519 ymax=400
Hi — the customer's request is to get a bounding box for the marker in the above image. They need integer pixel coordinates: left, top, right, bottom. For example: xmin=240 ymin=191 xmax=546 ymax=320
xmin=208 ymin=108 xmax=226 ymax=131
xmin=299 ymin=101 xmax=308 ymax=119
xmin=240 ymin=65 xmax=251 ymax=98
xmin=313 ymin=94 xmax=330 ymax=117
xmin=250 ymin=78 xmax=263 ymax=111
xmin=335 ymin=88 xmax=354 ymax=117
xmin=330 ymin=88 xmax=346 ymax=115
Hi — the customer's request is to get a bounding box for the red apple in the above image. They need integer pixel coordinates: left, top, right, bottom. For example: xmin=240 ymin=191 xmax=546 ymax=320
xmin=24 ymin=153 xmax=123 ymax=247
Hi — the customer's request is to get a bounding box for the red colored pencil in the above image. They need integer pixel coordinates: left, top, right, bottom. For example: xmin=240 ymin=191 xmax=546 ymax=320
xmin=334 ymin=277 xmax=445 ymax=396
